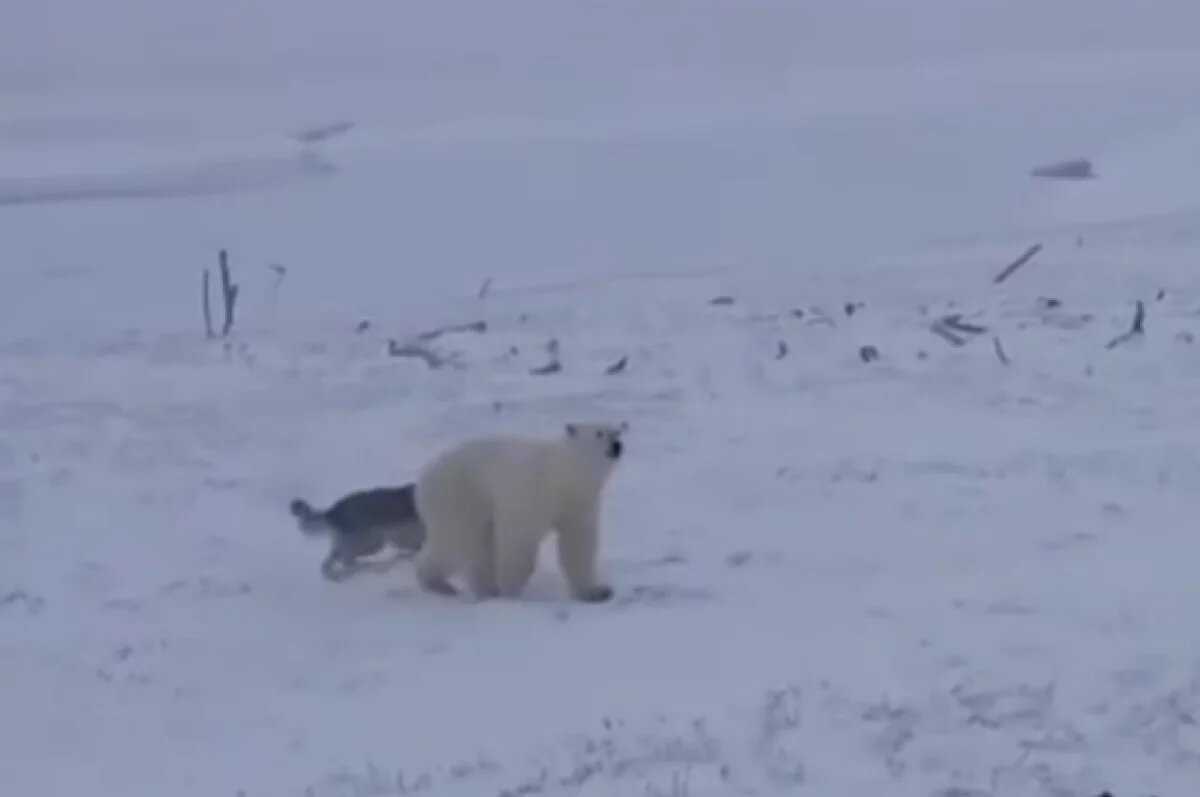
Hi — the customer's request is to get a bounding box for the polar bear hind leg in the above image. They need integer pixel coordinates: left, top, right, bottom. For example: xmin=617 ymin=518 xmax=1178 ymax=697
xmin=556 ymin=502 xmax=613 ymax=603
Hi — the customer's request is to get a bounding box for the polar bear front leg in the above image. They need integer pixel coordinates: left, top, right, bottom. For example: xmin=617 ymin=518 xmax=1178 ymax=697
xmin=414 ymin=544 xmax=458 ymax=597
xmin=492 ymin=507 xmax=540 ymax=598
xmin=556 ymin=504 xmax=613 ymax=603
xmin=465 ymin=523 xmax=500 ymax=600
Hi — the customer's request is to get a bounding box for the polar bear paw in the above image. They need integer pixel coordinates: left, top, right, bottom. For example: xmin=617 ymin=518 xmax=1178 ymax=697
xmin=575 ymin=583 xmax=614 ymax=603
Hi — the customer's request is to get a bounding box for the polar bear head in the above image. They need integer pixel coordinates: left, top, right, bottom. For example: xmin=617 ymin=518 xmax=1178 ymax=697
xmin=562 ymin=421 xmax=628 ymax=479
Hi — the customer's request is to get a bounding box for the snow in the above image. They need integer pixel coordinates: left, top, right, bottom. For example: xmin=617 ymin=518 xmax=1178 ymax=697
xmin=3 ymin=1 xmax=1200 ymax=795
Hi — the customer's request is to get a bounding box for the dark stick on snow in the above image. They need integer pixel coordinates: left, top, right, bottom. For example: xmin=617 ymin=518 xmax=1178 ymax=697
xmin=992 ymin=336 xmax=1010 ymax=365
xmin=478 ymin=277 xmax=493 ymax=300
xmin=416 ymin=320 xmax=487 ymax=342
xmin=940 ymin=314 xmax=988 ymax=336
xmin=387 ymin=339 xmax=444 ymax=369
xmin=291 ymin=121 xmax=354 ymax=144
xmin=993 ymin=243 xmax=1044 ymax=285
xmin=1105 ymin=300 xmax=1146 ymax=350
xmin=930 ymin=323 xmax=967 ymax=347
xmin=604 ymin=355 xmax=628 ymax=375
xmin=218 ymin=249 xmax=239 ymax=337
xmin=775 ymin=340 xmax=788 ymax=360
xmin=202 ymin=268 xmax=215 ymax=339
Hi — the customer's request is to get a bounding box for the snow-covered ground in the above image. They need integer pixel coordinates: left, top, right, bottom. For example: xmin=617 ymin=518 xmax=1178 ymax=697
xmin=4 ymin=2 xmax=1200 ymax=795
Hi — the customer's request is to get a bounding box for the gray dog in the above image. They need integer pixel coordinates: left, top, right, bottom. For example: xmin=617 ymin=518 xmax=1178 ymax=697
xmin=289 ymin=484 xmax=426 ymax=581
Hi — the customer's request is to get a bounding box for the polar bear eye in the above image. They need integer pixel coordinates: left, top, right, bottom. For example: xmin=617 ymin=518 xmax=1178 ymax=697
xmin=594 ymin=430 xmax=604 ymax=439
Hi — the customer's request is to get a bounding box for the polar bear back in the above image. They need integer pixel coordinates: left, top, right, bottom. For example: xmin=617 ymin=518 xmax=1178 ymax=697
xmin=414 ymin=436 xmax=564 ymax=547
xmin=435 ymin=435 xmax=560 ymax=501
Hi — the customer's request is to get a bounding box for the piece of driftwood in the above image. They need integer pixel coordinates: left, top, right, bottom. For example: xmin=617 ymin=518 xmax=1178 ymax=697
xmin=993 ymin=243 xmax=1044 ymax=285
xmin=290 ymin=120 xmax=355 ymax=145
xmin=218 ymin=250 xmax=239 ymax=337
xmin=992 ymin=336 xmax=1010 ymax=365
xmin=387 ymin=339 xmax=445 ymax=369
xmin=1105 ymin=300 xmax=1146 ymax=350
xmin=930 ymin=323 xmax=967 ymax=347
xmin=940 ymin=314 xmax=988 ymax=336
xmin=416 ymin=320 xmax=487 ymax=342
xmin=604 ymin=355 xmax=629 ymax=375
xmin=202 ymin=269 xmax=215 ymax=339
xmin=530 ymin=360 xmax=562 ymax=376
xmin=1031 ymin=157 xmax=1095 ymax=180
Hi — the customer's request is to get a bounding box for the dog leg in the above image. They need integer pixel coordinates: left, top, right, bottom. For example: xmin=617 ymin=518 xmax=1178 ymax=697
xmin=321 ymin=554 xmax=357 ymax=582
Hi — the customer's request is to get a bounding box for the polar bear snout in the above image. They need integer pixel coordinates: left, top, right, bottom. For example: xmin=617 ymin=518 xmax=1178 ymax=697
xmin=608 ymin=438 xmax=623 ymax=460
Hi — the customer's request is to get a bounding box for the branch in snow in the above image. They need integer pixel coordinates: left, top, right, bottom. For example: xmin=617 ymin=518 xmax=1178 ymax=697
xmin=930 ymin=323 xmax=967 ymax=347
xmin=416 ymin=320 xmax=487 ymax=342
xmin=530 ymin=360 xmax=562 ymax=376
xmin=940 ymin=314 xmax=987 ymax=336
xmin=218 ymin=249 xmax=239 ymax=338
xmin=1104 ymin=300 xmax=1146 ymax=350
xmin=387 ymin=339 xmax=445 ymax=369
xmin=604 ymin=355 xmax=629 ymax=375
xmin=290 ymin=120 xmax=355 ymax=145
xmin=930 ymin=313 xmax=987 ymax=347
xmin=201 ymin=268 xmax=215 ymax=339
xmin=1030 ymin=157 xmax=1095 ymax=180
xmin=992 ymin=336 xmax=1010 ymax=366
xmin=993 ymin=243 xmax=1044 ymax=285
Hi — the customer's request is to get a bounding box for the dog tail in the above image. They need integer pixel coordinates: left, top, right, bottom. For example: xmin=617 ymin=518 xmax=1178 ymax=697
xmin=289 ymin=498 xmax=330 ymax=535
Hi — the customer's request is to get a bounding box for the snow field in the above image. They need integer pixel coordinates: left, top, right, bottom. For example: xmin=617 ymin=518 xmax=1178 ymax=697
xmin=4 ymin=232 xmax=1200 ymax=795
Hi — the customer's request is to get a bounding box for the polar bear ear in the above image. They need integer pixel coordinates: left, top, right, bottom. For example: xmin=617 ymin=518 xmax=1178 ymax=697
xmin=565 ymin=423 xmax=579 ymax=437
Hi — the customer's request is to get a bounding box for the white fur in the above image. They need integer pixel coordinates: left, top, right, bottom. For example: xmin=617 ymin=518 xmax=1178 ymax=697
xmin=412 ymin=422 xmax=625 ymax=602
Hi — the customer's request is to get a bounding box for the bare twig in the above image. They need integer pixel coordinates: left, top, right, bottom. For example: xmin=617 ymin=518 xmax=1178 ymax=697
xmin=218 ymin=249 xmax=239 ymax=337
xmin=416 ymin=320 xmax=487 ymax=342
xmin=930 ymin=312 xmax=987 ymax=347
xmin=859 ymin=345 xmax=879 ymax=363
xmin=992 ymin=336 xmax=1010 ymax=365
xmin=709 ymin=296 xmax=735 ymax=306
xmin=604 ymin=355 xmax=629 ymax=375
xmin=1105 ymin=300 xmax=1146 ymax=350
xmin=930 ymin=323 xmax=967 ymax=347
xmin=775 ymin=341 xmax=788 ymax=360
xmin=530 ymin=360 xmax=562 ymax=376
xmin=1030 ymin=157 xmax=1095 ymax=180
xmin=478 ymin=277 xmax=493 ymax=300
xmin=993 ymin=243 xmax=1044 ymax=285
xmin=387 ymin=339 xmax=445 ymax=369
xmin=290 ymin=120 xmax=354 ymax=145
xmin=940 ymin=314 xmax=988 ymax=336
xmin=202 ymin=269 xmax=215 ymax=339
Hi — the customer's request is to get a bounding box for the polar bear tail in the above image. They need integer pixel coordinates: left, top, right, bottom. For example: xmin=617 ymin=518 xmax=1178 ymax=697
xmin=289 ymin=498 xmax=330 ymax=535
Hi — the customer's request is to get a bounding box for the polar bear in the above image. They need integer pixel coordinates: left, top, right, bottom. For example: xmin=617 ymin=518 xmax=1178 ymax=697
xmin=412 ymin=422 xmax=627 ymax=602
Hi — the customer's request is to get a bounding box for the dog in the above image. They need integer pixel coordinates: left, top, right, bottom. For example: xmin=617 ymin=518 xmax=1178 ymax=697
xmin=289 ymin=484 xmax=426 ymax=581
